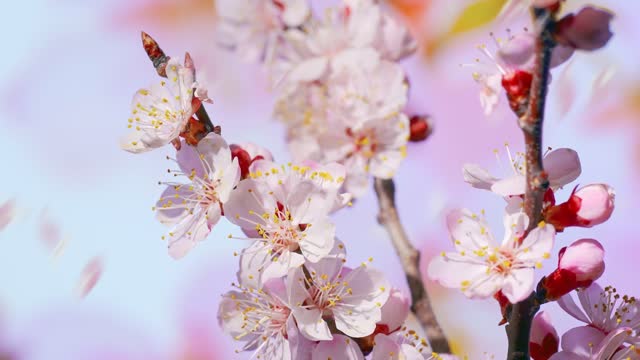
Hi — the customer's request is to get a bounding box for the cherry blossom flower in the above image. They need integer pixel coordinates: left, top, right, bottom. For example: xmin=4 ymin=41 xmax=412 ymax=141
xmin=225 ymin=160 xmax=345 ymax=287
xmin=216 ymin=0 xmax=310 ymax=64
xmin=463 ymin=147 xmax=581 ymax=197
xmin=466 ymin=30 xmax=572 ymax=115
xmin=218 ymin=278 xmax=305 ymax=359
xmin=283 ymin=5 xmax=382 ymax=83
xmin=549 ymin=327 xmax=640 ymax=360
xmin=155 ymin=133 xmax=240 ymax=259
xmin=283 ymin=0 xmax=414 ymax=84
xmin=120 ymin=58 xmax=201 ymax=153
xmin=428 ymin=209 xmax=555 ymax=303
xmin=287 ymin=256 xmax=390 ymax=340
xmin=557 ymin=283 xmax=640 ymax=338
xmin=325 ymin=49 xmax=408 ymax=129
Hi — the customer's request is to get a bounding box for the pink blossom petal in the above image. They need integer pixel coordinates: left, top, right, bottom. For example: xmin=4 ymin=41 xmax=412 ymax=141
xmin=497 ymin=33 xmax=535 ymax=68
xmin=39 ymin=209 xmax=64 ymax=253
xmin=561 ymin=326 xmax=605 ymax=357
xmin=311 ymin=334 xmax=364 ymax=360
xmin=288 ymin=57 xmax=329 ymax=83
xmin=544 ymin=148 xmax=581 ymax=188
xmin=558 ymin=239 xmax=605 ymax=283
xmin=76 ymin=257 xmax=104 ymax=298
xmin=380 ymin=289 xmax=410 ymax=332
xmin=462 ymin=163 xmax=499 ymax=190
xmin=502 ymin=268 xmax=535 ymax=303
xmin=176 ymin=141 xmax=205 ymax=179
xmin=491 ymin=175 xmax=526 ymax=196
xmin=557 ymin=293 xmax=590 ymax=324
xmin=0 ymin=198 xmax=16 ymax=232
xmin=593 ymin=327 xmax=632 ymax=359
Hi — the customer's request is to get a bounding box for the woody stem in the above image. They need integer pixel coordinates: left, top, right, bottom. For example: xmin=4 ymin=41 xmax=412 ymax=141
xmin=506 ymin=7 xmax=557 ymax=360
xmin=374 ymin=178 xmax=451 ymax=353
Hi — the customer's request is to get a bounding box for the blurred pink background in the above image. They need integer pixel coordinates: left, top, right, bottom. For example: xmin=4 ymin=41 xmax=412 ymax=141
xmin=0 ymin=0 xmax=638 ymax=358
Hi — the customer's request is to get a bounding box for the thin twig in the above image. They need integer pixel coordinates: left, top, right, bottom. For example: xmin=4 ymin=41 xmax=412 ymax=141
xmin=140 ymin=31 xmax=217 ymax=134
xmin=505 ymin=7 xmax=557 ymax=360
xmin=373 ymin=178 xmax=451 ymax=354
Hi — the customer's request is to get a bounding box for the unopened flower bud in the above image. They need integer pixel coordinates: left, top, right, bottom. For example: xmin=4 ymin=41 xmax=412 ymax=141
xmin=540 ymin=238 xmax=605 ymax=301
xmin=230 ymin=143 xmax=274 ymax=179
xmin=545 ymin=184 xmax=615 ymax=231
xmin=502 ymin=70 xmax=533 ymax=114
xmin=556 ymin=7 xmax=614 ymax=51
xmin=530 ymin=311 xmax=559 ymax=360
xmin=408 ymin=115 xmax=433 ymax=142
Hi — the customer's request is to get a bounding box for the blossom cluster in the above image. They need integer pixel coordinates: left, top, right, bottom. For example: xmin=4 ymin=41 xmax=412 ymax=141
xmin=119 ymin=0 xmax=632 ymax=358
xmin=219 ymin=0 xmax=424 ymax=197
xmin=118 ymin=1 xmax=448 ymax=358
xmin=425 ymin=0 xmax=637 ymax=358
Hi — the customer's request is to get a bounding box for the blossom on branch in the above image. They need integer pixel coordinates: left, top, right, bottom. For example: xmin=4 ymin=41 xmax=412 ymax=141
xmin=218 ymin=278 xmax=304 ymax=359
xmin=155 ymin=133 xmax=240 ymax=259
xmin=121 ymin=57 xmax=206 ymax=153
xmin=225 ymin=160 xmax=345 ymax=287
xmin=216 ymin=0 xmax=311 ymax=64
xmin=288 ymin=256 xmax=390 ymax=340
xmin=463 ymin=146 xmax=581 ymax=197
xmin=428 ymin=209 xmax=555 ymax=303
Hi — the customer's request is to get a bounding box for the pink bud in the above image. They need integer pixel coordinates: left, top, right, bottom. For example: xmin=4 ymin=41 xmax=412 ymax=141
xmin=556 ymin=7 xmax=614 ymax=51
xmin=379 ymin=289 xmax=410 ymax=333
xmin=574 ymin=184 xmax=615 ymax=226
xmin=530 ymin=311 xmax=559 ymax=360
xmin=540 ymin=239 xmax=605 ymax=301
xmin=544 ymin=183 xmax=614 ymax=231
xmin=558 ymin=238 xmax=605 ymax=285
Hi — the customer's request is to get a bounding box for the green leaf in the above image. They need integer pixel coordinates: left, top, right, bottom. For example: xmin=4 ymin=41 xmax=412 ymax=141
xmin=448 ymin=0 xmax=508 ymax=36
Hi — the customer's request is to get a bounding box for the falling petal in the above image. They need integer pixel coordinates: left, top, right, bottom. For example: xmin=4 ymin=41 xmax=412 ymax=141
xmin=0 ymin=199 xmax=16 ymax=232
xmin=39 ymin=209 xmax=64 ymax=253
xmin=76 ymin=257 xmax=104 ymax=298
xmin=553 ymin=59 xmax=577 ymax=119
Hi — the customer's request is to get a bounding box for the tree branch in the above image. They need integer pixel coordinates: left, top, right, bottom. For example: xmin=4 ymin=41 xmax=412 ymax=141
xmin=506 ymin=7 xmax=557 ymax=360
xmin=373 ymin=178 xmax=451 ymax=354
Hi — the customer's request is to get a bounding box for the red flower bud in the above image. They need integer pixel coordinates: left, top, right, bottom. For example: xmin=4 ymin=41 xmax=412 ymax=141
xmin=541 ymin=239 xmax=605 ymax=301
xmin=530 ymin=311 xmax=559 ymax=360
xmin=408 ymin=115 xmax=433 ymax=142
xmin=556 ymin=7 xmax=614 ymax=51
xmin=502 ymin=70 xmax=533 ymax=114
xmin=545 ymin=184 xmax=615 ymax=231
